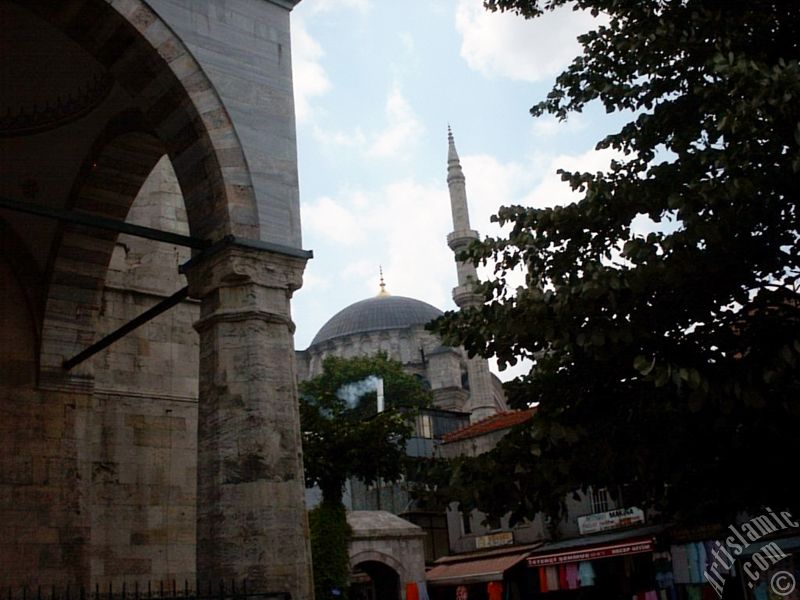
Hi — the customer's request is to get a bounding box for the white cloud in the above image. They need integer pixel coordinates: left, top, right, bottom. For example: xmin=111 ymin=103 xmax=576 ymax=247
xmin=532 ymin=113 xmax=587 ymax=138
xmin=302 ymin=270 xmax=332 ymax=293
xmin=292 ymin=17 xmax=331 ymax=123
xmin=522 ymin=147 xmax=621 ymax=208
xmin=312 ymin=124 xmax=367 ymax=148
xmin=303 ymin=196 xmax=365 ymax=246
xmin=459 ymin=153 xmax=539 ymax=236
xmin=398 ymin=32 xmax=415 ymax=53
xmin=311 ymin=84 xmax=424 ymax=159
xmin=368 ymin=85 xmax=425 ymax=158
xmin=301 ymin=179 xmax=454 ymax=311
xmin=455 ymin=0 xmax=599 ymax=82
xmin=304 ymin=0 xmax=371 ymax=15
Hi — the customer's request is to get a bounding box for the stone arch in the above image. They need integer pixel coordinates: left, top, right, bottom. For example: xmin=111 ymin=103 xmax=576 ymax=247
xmin=15 ymin=0 xmax=259 ymax=241
xmin=349 ymin=549 xmax=408 ymax=584
xmin=39 ymin=122 xmax=169 ymax=375
xmin=9 ymin=0 xmax=259 ymax=377
xmin=0 ymin=221 xmax=42 ymax=387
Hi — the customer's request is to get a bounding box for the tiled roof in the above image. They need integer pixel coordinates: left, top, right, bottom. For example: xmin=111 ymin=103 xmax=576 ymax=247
xmin=441 ymin=408 xmax=536 ymax=443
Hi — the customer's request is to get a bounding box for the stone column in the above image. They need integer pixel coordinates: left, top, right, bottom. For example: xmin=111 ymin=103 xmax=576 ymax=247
xmin=185 ymin=246 xmax=313 ymax=599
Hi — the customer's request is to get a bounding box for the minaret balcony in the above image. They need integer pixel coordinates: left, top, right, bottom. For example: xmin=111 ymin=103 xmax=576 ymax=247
xmin=452 ymin=283 xmax=482 ymax=308
xmin=447 ymin=229 xmax=480 ymax=251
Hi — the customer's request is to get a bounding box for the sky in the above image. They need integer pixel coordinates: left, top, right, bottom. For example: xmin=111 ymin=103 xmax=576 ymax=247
xmin=289 ymin=0 xmax=627 ymax=380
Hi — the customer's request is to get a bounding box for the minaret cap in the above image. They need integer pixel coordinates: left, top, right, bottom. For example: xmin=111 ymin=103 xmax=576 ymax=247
xmin=447 ymin=124 xmax=460 ymax=163
xmin=377 ymin=266 xmax=390 ymax=297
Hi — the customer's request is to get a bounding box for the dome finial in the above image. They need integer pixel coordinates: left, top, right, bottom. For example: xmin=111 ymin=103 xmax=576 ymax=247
xmin=378 ymin=265 xmax=390 ymax=297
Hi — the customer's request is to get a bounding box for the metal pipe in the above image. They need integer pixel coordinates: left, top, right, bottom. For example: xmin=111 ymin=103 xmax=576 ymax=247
xmin=0 ymin=195 xmax=208 ymax=249
xmin=62 ymin=286 xmax=189 ymax=370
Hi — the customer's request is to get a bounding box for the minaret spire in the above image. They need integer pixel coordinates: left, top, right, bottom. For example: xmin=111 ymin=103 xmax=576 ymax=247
xmin=445 ymin=127 xmax=504 ymax=422
xmin=446 ymin=127 xmax=480 ymax=300
xmin=447 ymin=126 xmax=472 ymax=231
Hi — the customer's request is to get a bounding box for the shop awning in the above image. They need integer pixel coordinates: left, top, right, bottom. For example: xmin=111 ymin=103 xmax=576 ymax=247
xmin=427 ymin=544 xmax=541 ymax=586
xmin=526 ymin=524 xmax=666 ymax=567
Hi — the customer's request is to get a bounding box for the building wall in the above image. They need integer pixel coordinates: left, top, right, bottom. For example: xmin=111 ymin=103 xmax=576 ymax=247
xmin=436 ymin=428 xmax=510 ymax=460
xmin=440 ymin=416 xmax=624 ymax=554
xmin=0 ymin=156 xmax=201 ymax=585
xmin=146 ymin=0 xmax=303 ymax=249
xmin=301 ymin=327 xmax=441 ymax=380
xmin=445 ymin=507 xmax=549 ymax=555
xmin=0 ymin=383 xmax=91 ymax=585
xmin=299 ymin=328 xmax=505 ymax=415
xmin=86 ymin=157 xmax=200 ymax=583
xmin=1 ymin=0 xmax=309 ymax=588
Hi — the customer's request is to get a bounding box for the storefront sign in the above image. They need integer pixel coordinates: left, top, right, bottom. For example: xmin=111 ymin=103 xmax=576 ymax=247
xmin=577 ymin=507 xmax=645 ymax=535
xmin=475 ymin=531 xmax=514 ymax=550
xmin=527 ymin=537 xmax=655 ymax=567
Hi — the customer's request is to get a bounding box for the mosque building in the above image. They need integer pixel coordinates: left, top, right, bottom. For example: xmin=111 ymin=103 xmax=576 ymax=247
xmin=295 ymin=131 xmax=511 ymax=568
xmin=296 ymin=129 xmax=507 ymax=422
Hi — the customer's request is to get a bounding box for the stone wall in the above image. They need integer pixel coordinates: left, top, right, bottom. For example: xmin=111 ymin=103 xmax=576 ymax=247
xmin=0 ymin=385 xmax=90 ymax=586
xmin=86 ymin=157 xmax=199 ymax=583
xmin=0 ymin=156 xmax=201 ymax=586
xmin=1 ymin=215 xmax=89 ymax=585
xmin=2 ymin=0 xmax=310 ymax=589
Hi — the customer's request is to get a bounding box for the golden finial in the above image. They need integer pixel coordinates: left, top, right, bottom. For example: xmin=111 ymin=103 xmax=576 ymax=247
xmin=378 ymin=266 xmax=390 ymax=297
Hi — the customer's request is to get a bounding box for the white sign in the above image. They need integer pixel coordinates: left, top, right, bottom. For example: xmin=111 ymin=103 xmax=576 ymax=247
xmin=578 ymin=507 xmax=645 ymax=535
xmin=475 ymin=531 xmax=514 ymax=549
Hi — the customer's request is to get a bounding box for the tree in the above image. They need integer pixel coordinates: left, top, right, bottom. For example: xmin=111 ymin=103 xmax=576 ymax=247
xmin=300 ymin=353 xmax=432 ymax=505
xmin=430 ymin=1 xmax=800 ymax=526
xmin=300 ymin=354 xmax=432 ymax=600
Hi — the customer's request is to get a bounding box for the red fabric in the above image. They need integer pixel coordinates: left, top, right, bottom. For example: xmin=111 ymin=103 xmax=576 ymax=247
xmin=406 ymin=582 xmax=419 ymax=600
xmin=487 ymin=581 xmax=503 ymax=600
xmin=559 ymin=564 xmax=568 ymax=590
xmin=539 ymin=567 xmax=548 ymax=593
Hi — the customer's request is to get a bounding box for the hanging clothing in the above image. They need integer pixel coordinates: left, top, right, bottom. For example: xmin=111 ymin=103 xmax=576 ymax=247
xmin=559 ymin=564 xmax=569 ymax=590
xmin=578 ymin=561 xmax=596 ymax=587
xmin=539 ymin=567 xmax=549 ymax=593
xmin=696 ymin=542 xmax=708 ymax=583
xmin=671 ymin=545 xmax=691 ymax=584
xmin=566 ymin=563 xmax=580 ymax=590
xmin=687 ymin=543 xmax=700 ymax=583
xmin=416 ymin=581 xmax=430 ymax=600
xmin=487 ymin=581 xmax=503 ymax=600
xmin=405 ymin=583 xmax=419 ymax=600
xmin=546 ymin=566 xmax=560 ymax=591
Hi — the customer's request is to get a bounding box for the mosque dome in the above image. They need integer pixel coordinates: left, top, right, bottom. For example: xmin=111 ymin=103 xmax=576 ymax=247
xmin=309 ymin=294 xmax=444 ymax=347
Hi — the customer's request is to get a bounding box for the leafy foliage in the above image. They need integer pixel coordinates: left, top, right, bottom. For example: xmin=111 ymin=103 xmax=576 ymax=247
xmin=300 ymin=354 xmax=432 ymax=504
xmin=309 ymin=501 xmax=352 ymax=600
xmin=431 ymin=0 xmax=800 ymax=525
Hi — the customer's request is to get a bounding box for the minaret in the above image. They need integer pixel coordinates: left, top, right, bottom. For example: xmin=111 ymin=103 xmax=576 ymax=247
xmin=446 ymin=127 xmax=499 ymax=423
